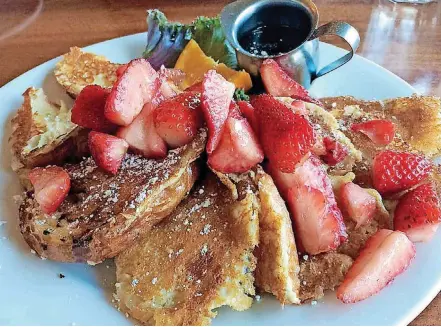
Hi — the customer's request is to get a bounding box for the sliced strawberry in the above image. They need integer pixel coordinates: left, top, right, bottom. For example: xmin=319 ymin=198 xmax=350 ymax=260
xmin=116 ymin=64 xmax=129 ymax=79
xmin=201 ymin=70 xmax=235 ymax=154
xmin=276 ymin=155 xmax=347 ymax=254
xmin=251 ymin=94 xmax=315 ymax=173
xmin=337 ymin=229 xmax=415 ymax=303
xmin=237 ymin=101 xmax=259 ymax=135
xmin=152 ymin=66 xmax=179 ymax=105
xmin=159 ymin=66 xmax=186 ymax=86
xmin=88 ymin=131 xmax=129 ymax=175
xmin=154 ymin=92 xmax=203 ymax=149
xmin=29 ymin=166 xmax=71 ymax=214
xmin=321 ymin=137 xmax=348 ymax=166
xmin=260 ymin=59 xmax=322 ymax=106
xmin=290 ymin=99 xmax=308 ymax=116
xmin=372 ymin=150 xmax=432 ymax=195
xmin=340 ymin=182 xmax=377 ymax=228
xmin=105 ymin=59 xmax=158 ymax=126
xmin=394 ymin=183 xmax=441 ymax=242
xmin=208 ymin=111 xmax=264 ymax=174
xmin=351 ymin=119 xmax=395 ymax=146
xmin=117 ymin=102 xmax=167 ymax=159
xmin=71 ymin=85 xmax=117 ymax=133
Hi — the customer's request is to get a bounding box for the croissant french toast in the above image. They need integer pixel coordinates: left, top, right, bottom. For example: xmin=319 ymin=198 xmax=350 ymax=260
xmin=115 ymin=171 xmax=259 ymax=325
xmin=19 ymin=131 xmax=206 ymax=264
xmin=54 ymin=47 xmax=120 ymax=97
xmin=9 ymin=87 xmax=88 ymax=189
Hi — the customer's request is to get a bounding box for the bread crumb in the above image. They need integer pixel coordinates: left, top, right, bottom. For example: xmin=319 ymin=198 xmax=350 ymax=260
xmin=152 ymin=277 xmax=158 ymax=285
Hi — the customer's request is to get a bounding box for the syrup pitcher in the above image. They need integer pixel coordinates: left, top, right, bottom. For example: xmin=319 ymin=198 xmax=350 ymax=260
xmin=221 ymin=0 xmax=360 ymax=88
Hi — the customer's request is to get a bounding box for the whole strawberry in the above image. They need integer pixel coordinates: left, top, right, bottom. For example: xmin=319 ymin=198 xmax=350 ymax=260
xmin=372 ymin=150 xmax=432 ymax=195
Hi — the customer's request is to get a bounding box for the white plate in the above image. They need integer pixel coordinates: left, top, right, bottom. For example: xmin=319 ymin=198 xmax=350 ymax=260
xmin=0 ymin=33 xmax=440 ymax=326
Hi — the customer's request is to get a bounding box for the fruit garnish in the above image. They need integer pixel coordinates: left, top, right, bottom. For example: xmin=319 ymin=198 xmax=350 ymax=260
xmin=175 ymin=39 xmax=252 ymax=91
xmin=270 ymin=155 xmax=347 ymax=254
xmin=117 ymin=103 xmax=167 ymax=159
xmin=237 ymin=101 xmax=259 ymax=135
xmin=201 ymin=70 xmax=235 ymax=154
xmin=337 ymin=229 xmax=415 ymax=303
xmin=351 ymin=119 xmax=395 ymax=145
xmin=260 ymin=59 xmax=322 ymax=106
xmin=105 ymin=59 xmax=158 ymax=126
xmin=88 ymin=131 xmax=129 ymax=175
xmin=208 ymin=103 xmax=264 ymax=173
xmin=394 ymin=183 xmax=441 ymax=242
xmin=340 ymin=182 xmax=377 ymax=228
xmin=29 ymin=166 xmax=71 ymax=214
xmin=154 ymin=92 xmax=204 ymax=149
xmin=71 ymin=85 xmax=117 ymax=133
xmin=251 ymin=94 xmax=315 ymax=173
xmin=214 ymin=63 xmax=253 ymax=91
xmin=186 ymin=82 xmax=203 ymax=93
xmin=372 ymin=150 xmax=432 ymax=195
xmin=321 ymin=137 xmax=349 ymax=166
xmin=175 ymin=39 xmax=218 ymax=90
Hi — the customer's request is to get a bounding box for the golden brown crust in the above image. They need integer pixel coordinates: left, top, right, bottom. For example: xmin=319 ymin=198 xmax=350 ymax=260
xmin=19 ymin=132 xmax=206 ymax=264
xmin=254 ymin=168 xmax=300 ymax=304
xmin=9 ymin=88 xmax=87 ymax=188
xmin=115 ymin=172 xmax=259 ymax=326
xmin=54 ymin=47 xmax=119 ymax=97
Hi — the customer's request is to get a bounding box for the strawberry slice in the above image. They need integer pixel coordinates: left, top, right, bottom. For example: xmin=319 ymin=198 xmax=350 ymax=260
xmin=372 ymin=150 xmax=432 ymax=195
xmin=340 ymin=182 xmax=377 ymax=228
xmin=394 ymin=183 xmax=441 ymax=242
xmin=351 ymin=119 xmax=395 ymax=146
xmin=29 ymin=166 xmax=71 ymax=214
xmin=116 ymin=64 xmax=129 ymax=78
xmin=201 ymin=70 xmax=235 ymax=154
xmin=88 ymin=131 xmax=129 ymax=175
xmin=237 ymin=101 xmax=259 ymax=135
xmin=272 ymin=155 xmax=347 ymax=254
xmin=159 ymin=66 xmax=186 ymax=86
xmin=251 ymin=94 xmax=316 ymax=173
xmin=152 ymin=66 xmax=179 ymax=105
xmin=71 ymin=85 xmax=117 ymax=133
xmin=290 ymin=99 xmax=308 ymax=116
xmin=260 ymin=59 xmax=322 ymax=106
xmin=208 ymin=108 xmax=264 ymax=174
xmin=117 ymin=102 xmax=167 ymax=159
xmin=337 ymin=229 xmax=415 ymax=303
xmin=321 ymin=136 xmax=348 ymax=166
xmin=105 ymin=59 xmax=158 ymax=126
xmin=154 ymin=92 xmax=204 ymax=149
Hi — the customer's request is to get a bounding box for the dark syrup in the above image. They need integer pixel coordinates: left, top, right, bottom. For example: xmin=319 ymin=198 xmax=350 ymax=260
xmin=238 ymin=4 xmax=312 ymax=57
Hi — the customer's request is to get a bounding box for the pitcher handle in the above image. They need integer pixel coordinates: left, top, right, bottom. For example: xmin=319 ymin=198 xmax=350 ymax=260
xmin=309 ymin=21 xmax=360 ymax=78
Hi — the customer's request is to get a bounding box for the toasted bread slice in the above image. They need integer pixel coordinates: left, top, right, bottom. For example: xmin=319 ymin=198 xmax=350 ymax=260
xmin=54 ymin=47 xmax=120 ymax=97
xmin=254 ymin=168 xmax=301 ymax=304
xmin=9 ymin=87 xmax=88 ymax=189
xmin=115 ymin=172 xmax=259 ymax=326
xmin=19 ymin=131 xmax=206 ymax=264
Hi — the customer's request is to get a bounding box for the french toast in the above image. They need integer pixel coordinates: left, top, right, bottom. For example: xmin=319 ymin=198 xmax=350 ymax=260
xmin=322 ymin=95 xmax=441 ymax=186
xmin=253 ymin=168 xmax=301 ymax=305
xmin=19 ymin=131 xmax=206 ymax=264
xmin=54 ymin=47 xmax=120 ymax=97
xmin=115 ymin=171 xmax=259 ymax=326
xmin=9 ymin=87 xmax=88 ymax=189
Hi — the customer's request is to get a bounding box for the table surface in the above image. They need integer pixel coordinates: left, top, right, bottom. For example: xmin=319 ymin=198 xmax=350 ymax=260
xmin=0 ymin=0 xmax=440 ymax=325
